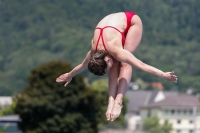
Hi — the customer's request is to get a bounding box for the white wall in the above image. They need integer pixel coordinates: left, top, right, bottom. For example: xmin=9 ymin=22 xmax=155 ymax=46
xmin=0 ymin=96 xmax=12 ymax=108
xmin=141 ymin=107 xmax=200 ymax=133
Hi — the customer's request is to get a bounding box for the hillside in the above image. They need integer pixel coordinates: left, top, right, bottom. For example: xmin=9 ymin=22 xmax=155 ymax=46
xmin=0 ymin=0 xmax=199 ymax=95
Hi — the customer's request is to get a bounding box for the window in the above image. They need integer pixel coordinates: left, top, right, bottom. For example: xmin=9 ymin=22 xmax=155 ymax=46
xmin=176 ymin=129 xmax=181 ymax=133
xmin=177 ymin=109 xmax=181 ymax=115
xmin=147 ymin=109 xmax=151 ymax=117
xmin=171 ymin=110 xmax=175 ymax=115
xmin=189 ymin=109 xmax=193 ymax=115
xmin=189 ymin=120 xmax=193 ymax=124
xmin=189 ymin=129 xmax=193 ymax=133
xmin=183 ymin=110 xmax=187 ymax=114
xmin=177 ymin=119 xmax=181 ymax=124
xmin=165 ymin=110 xmax=168 ymax=115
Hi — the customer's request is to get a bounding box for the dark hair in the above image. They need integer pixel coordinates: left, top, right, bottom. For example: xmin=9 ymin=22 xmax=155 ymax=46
xmin=87 ymin=50 xmax=108 ymax=76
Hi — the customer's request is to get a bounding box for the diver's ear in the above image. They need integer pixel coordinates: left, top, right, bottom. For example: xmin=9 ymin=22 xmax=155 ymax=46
xmin=107 ymin=54 xmax=112 ymax=60
xmin=104 ymin=56 xmax=109 ymax=62
xmin=108 ymin=58 xmax=111 ymax=62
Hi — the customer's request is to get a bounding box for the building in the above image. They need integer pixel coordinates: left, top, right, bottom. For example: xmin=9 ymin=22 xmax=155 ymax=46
xmin=0 ymin=115 xmax=21 ymax=133
xmin=125 ymin=90 xmax=178 ymax=131
xmin=140 ymin=94 xmax=200 ymax=133
xmin=0 ymin=97 xmax=12 ymax=108
xmin=0 ymin=97 xmax=21 ymax=133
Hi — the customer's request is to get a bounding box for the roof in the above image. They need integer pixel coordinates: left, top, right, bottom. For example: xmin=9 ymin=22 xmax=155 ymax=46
xmin=141 ymin=94 xmax=200 ymax=109
xmin=125 ymin=90 xmax=178 ymax=113
xmin=0 ymin=115 xmax=21 ymax=122
xmin=125 ymin=90 xmax=151 ymax=112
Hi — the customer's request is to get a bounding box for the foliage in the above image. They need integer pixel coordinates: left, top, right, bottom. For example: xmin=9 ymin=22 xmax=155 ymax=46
xmin=0 ymin=124 xmax=9 ymax=133
xmin=0 ymin=101 xmax=16 ymax=116
xmin=14 ymin=61 xmax=103 ymax=133
xmin=143 ymin=115 xmax=172 ymax=133
xmin=134 ymin=78 xmax=147 ymax=90
xmin=0 ymin=0 xmax=200 ymax=95
xmin=90 ymin=79 xmax=127 ymax=129
xmin=0 ymin=101 xmax=16 ymax=132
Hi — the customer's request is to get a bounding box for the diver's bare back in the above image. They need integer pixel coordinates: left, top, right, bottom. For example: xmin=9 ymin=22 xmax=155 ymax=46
xmin=92 ymin=12 xmax=127 ymax=51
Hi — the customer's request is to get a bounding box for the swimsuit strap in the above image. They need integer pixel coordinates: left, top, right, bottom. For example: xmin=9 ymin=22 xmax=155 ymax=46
xmin=103 ymin=26 xmax=123 ymax=33
xmin=95 ymin=28 xmax=107 ymax=51
xmin=95 ymin=26 xmax=123 ymax=51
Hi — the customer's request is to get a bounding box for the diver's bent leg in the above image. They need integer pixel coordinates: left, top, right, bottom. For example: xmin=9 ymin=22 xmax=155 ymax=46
xmin=110 ymin=63 xmax=132 ymax=121
xmin=106 ymin=59 xmax=120 ymax=120
xmin=110 ymin=15 xmax=143 ymax=121
xmin=115 ymin=14 xmax=143 ymax=100
xmin=116 ymin=63 xmax=132 ymax=100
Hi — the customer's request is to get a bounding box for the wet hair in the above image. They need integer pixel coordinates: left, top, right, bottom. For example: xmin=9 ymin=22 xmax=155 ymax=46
xmin=87 ymin=50 xmax=108 ymax=76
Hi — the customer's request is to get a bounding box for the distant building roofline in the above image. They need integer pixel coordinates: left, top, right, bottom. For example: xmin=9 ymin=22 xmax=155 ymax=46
xmin=140 ymin=94 xmax=200 ymax=109
xmin=0 ymin=115 xmax=21 ymax=122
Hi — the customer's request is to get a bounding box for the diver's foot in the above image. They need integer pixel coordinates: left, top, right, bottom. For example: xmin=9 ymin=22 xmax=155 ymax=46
xmin=110 ymin=99 xmax=123 ymax=121
xmin=106 ymin=98 xmax=115 ymax=121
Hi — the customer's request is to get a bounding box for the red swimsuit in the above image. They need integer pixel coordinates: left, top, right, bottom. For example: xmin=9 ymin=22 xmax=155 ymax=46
xmin=95 ymin=12 xmax=136 ymax=51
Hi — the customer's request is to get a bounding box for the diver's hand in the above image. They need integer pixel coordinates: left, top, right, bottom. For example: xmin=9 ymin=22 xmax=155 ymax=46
xmin=56 ymin=73 xmax=72 ymax=87
xmin=162 ymin=71 xmax=178 ymax=83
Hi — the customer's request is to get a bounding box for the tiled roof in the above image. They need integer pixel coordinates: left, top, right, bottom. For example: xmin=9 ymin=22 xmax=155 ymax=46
xmin=0 ymin=115 xmax=21 ymax=122
xmin=125 ymin=90 xmax=178 ymax=112
xmin=125 ymin=90 xmax=151 ymax=112
xmin=141 ymin=94 xmax=200 ymax=109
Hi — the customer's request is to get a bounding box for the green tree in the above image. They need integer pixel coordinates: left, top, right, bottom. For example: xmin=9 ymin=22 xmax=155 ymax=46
xmin=14 ymin=61 xmax=103 ymax=133
xmin=143 ymin=115 xmax=172 ymax=133
xmin=162 ymin=120 xmax=173 ymax=133
xmin=90 ymin=79 xmax=127 ymax=129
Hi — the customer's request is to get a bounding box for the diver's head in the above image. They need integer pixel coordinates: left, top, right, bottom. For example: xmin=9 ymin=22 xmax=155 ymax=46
xmin=87 ymin=50 xmax=113 ymax=76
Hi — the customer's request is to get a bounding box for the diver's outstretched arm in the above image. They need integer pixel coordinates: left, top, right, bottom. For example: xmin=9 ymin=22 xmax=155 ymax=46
xmin=107 ymin=40 xmax=178 ymax=83
xmin=56 ymin=50 xmax=92 ymax=86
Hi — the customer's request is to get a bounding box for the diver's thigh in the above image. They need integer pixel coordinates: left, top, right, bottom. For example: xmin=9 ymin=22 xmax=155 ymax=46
xmin=124 ymin=19 xmax=143 ymax=53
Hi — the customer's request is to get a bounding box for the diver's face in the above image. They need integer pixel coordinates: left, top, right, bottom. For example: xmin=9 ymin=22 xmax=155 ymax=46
xmin=104 ymin=55 xmax=113 ymax=73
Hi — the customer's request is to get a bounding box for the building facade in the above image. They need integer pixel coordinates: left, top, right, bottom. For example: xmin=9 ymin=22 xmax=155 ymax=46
xmin=140 ymin=94 xmax=200 ymax=133
xmin=125 ymin=90 xmax=178 ymax=131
